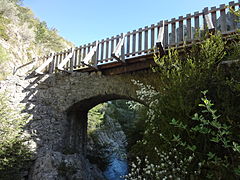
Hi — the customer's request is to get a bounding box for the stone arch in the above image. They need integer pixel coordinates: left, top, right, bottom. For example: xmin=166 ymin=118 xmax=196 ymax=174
xmin=65 ymin=93 xmax=144 ymax=155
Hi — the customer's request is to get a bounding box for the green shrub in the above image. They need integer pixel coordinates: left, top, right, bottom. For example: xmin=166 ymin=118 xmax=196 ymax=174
xmin=0 ymin=92 xmax=32 ymax=180
xmin=127 ymin=32 xmax=240 ymax=179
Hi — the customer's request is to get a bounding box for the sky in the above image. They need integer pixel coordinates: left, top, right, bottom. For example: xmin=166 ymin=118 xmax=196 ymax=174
xmin=23 ymin=0 xmax=235 ymax=46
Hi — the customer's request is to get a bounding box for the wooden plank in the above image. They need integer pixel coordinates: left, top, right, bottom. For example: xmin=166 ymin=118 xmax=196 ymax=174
xmin=92 ymin=41 xmax=99 ymax=67
xmin=82 ymin=45 xmax=86 ymax=60
xmin=156 ymin=21 xmax=164 ymax=44
xmin=81 ymin=41 xmax=99 ymax=68
xmin=73 ymin=49 xmax=78 ymax=68
xmin=156 ymin=20 xmax=165 ymax=55
xmin=95 ymin=42 xmax=99 ymax=64
xmin=57 ymin=48 xmax=74 ymax=71
xmin=186 ymin=14 xmax=192 ymax=41
xmin=105 ymin=38 xmax=109 ymax=59
xmin=205 ymin=14 xmax=214 ymax=30
xmin=164 ymin=20 xmax=169 ymax=48
xmin=87 ymin=43 xmax=91 ymax=53
xmin=100 ymin=39 xmax=104 ymax=61
xmin=132 ymin=30 xmax=136 ymax=55
xmin=229 ymin=1 xmax=237 ymax=30
xmin=78 ymin=46 xmax=82 ymax=67
xmin=70 ymin=49 xmax=75 ymax=73
xmin=49 ymin=53 xmax=55 ymax=74
xmin=138 ymin=28 xmax=142 ymax=54
xmin=151 ymin=24 xmax=155 ymax=48
xmin=110 ymin=36 xmax=115 ymax=57
xmin=203 ymin=7 xmax=208 ymax=29
xmin=35 ymin=53 xmax=53 ymax=74
xmin=66 ymin=49 xmax=71 ymax=68
xmin=194 ymin=11 xmax=200 ymax=39
xmin=116 ymin=35 xmax=120 ymax=46
xmin=144 ymin=26 xmax=148 ymax=52
xmin=220 ymin=4 xmax=227 ymax=32
xmin=171 ymin=18 xmax=176 ymax=45
xmin=112 ymin=33 xmax=126 ymax=62
xmin=64 ymin=51 xmax=67 ymax=68
xmin=126 ymin=32 xmax=130 ymax=57
xmin=58 ymin=53 xmax=62 ymax=69
xmin=55 ymin=54 xmax=59 ymax=72
xmin=178 ymin=16 xmax=184 ymax=43
xmin=211 ymin=7 xmax=217 ymax=29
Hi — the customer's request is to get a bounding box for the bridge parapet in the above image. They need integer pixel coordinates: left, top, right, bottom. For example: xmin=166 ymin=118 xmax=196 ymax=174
xmin=29 ymin=1 xmax=239 ymax=75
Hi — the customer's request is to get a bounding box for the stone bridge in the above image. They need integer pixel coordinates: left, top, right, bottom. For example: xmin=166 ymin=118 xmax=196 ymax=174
xmin=17 ymin=69 xmax=157 ymax=158
xmin=1 ymin=69 xmax=159 ymax=178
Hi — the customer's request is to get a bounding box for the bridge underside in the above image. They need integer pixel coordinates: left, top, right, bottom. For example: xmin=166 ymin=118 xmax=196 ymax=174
xmin=75 ymin=54 xmax=156 ymax=75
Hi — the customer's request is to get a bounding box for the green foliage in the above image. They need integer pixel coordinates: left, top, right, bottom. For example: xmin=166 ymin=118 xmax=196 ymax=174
xmin=35 ymin=21 xmax=73 ymax=52
xmin=0 ymin=15 xmax=10 ymax=40
xmin=0 ymin=45 xmax=9 ymax=79
xmin=0 ymin=44 xmax=8 ymax=64
xmin=88 ymin=103 xmax=105 ymax=134
xmin=0 ymin=92 xmax=32 ymax=180
xmin=128 ymin=32 xmax=240 ymax=179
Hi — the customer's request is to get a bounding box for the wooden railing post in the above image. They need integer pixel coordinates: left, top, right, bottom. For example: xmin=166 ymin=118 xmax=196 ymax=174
xmin=211 ymin=6 xmax=217 ymax=30
xmin=138 ymin=28 xmax=142 ymax=55
xmin=164 ymin=20 xmax=169 ymax=48
xmin=186 ymin=14 xmax=192 ymax=41
xmin=220 ymin=4 xmax=227 ymax=32
xmin=81 ymin=41 xmax=99 ymax=69
xmin=144 ymin=26 xmax=148 ymax=52
xmin=49 ymin=53 xmax=55 ymax=74
xmin=171 ymin=18 xmax=176 ymax=45
xmin=194 ymin=11 xmax=200 ymax=39
xmin=35 ymin=53 xmax=53 ymax=74
xmin=57 ymin=48 xmax=74 ymax=71
xmin=132 ymin=30 xmax=136 ymax=55
xmin=229 ymin=1 xmax=237 ymax=30
xmin=150 ymin=24 xmax=155 ymax=48
xmin=112 ymin=33 xmax=126 ymax=63
xmin=156 ymin=20 xmax=165 ymax=55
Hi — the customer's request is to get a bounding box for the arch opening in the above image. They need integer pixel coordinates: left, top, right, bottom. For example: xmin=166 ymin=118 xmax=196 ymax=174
xmin=65 ymin=94 xmax=147 ymax=180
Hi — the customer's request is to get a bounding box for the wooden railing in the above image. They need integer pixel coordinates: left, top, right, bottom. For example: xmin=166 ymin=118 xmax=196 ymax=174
xmin=34 ymin=1 xmax=240 ymax=74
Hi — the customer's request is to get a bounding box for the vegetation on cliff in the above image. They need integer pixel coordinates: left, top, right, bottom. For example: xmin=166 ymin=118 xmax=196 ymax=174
xmin=0 ymin=0 xmax=73 ymax=79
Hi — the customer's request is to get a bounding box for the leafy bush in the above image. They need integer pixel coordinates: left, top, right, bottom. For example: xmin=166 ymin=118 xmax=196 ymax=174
xmin=127 ymin=32 xmax=240 ymax=179
xmin=0 ymin=92 xmax=32 ymax=180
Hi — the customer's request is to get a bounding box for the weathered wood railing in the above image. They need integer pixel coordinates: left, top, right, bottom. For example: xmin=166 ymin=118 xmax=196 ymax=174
xmin=34 ymin=1 xmax=239 ymax=74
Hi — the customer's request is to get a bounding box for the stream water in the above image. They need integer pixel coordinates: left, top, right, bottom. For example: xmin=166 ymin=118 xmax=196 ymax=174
xmin=103 ymin=155 xmax=128 ymax=180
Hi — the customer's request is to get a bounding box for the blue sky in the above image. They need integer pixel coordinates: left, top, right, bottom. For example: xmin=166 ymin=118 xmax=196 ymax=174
xmin=23 ymin=0 xmax=234 ymax=46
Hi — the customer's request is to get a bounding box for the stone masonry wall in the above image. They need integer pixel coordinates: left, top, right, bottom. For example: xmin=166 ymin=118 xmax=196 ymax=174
xmin=0 ymin=70 xmax=158 ymax=179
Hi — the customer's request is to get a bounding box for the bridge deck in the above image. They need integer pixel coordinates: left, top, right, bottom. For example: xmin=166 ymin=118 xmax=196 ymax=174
xmin=31 ymin=1 xmax=239 ymax=75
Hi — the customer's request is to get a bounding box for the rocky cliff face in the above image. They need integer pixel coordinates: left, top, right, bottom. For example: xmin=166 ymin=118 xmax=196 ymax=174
xmin=88 ymin=113 xmax=128 ymax=180
xmin=87 ymin=101 xmax=143 ymax=180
